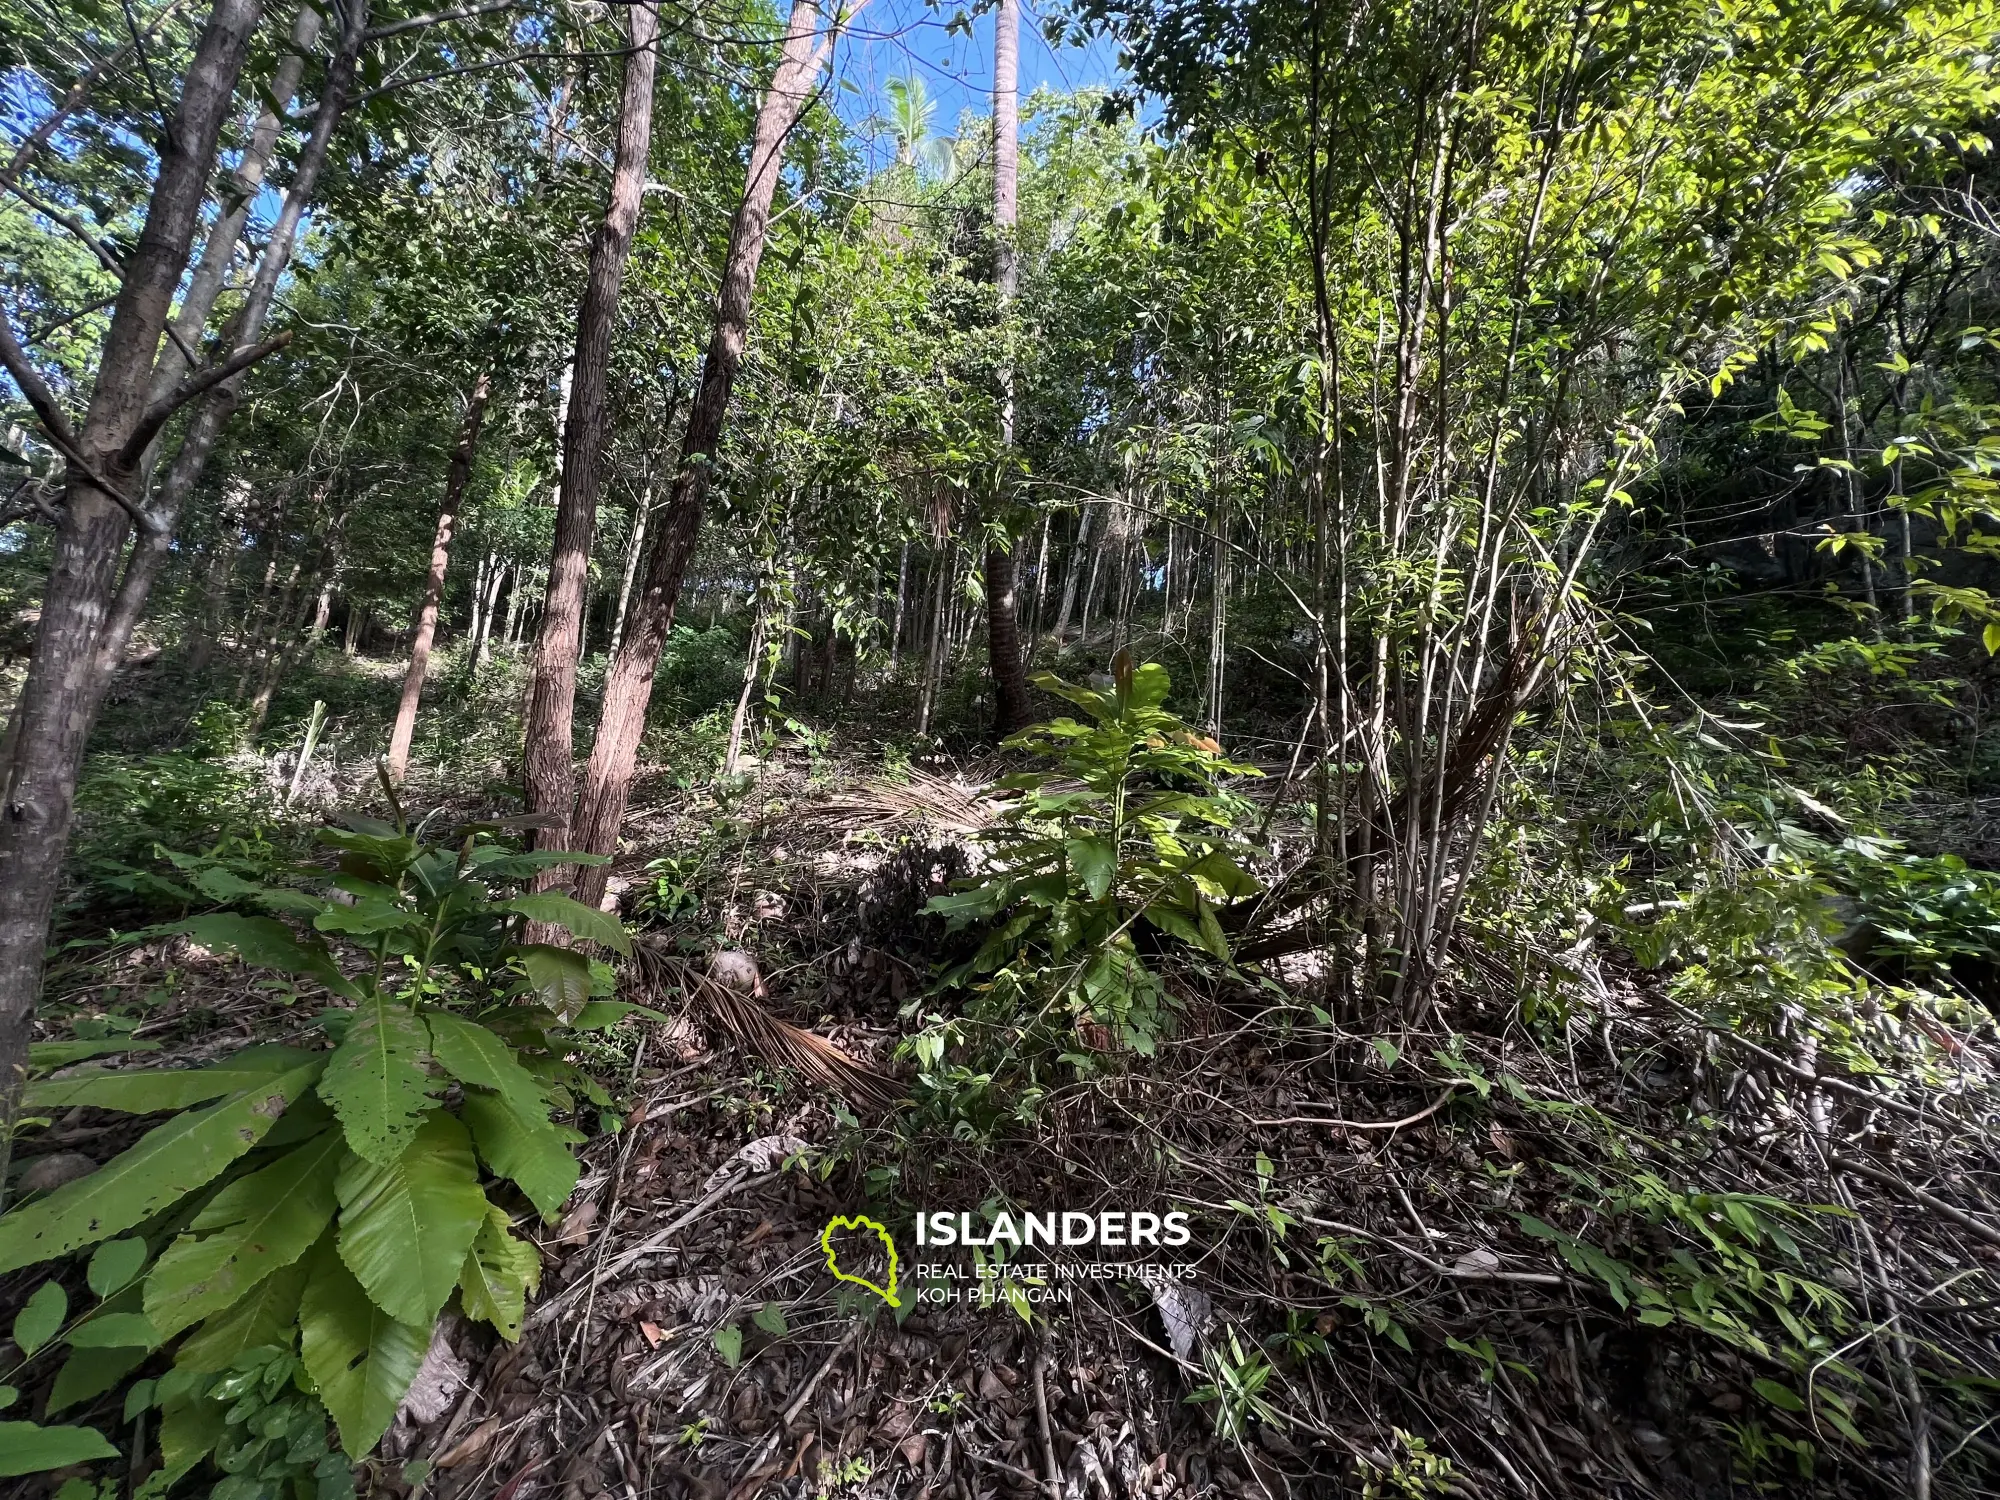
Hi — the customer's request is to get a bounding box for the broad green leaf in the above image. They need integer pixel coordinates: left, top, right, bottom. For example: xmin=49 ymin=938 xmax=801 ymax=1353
xmin=157 ymin=1390 xmax=227 ymax=1483
xmin=63 ymin=1312 xmax=158 ymax=1348
xmin=457 ymin=1206 xmax=539 ymax=1341
xmin=1753 ymin=1378 xmax=1807 ymax=1412
xmin=318 ymin=995 xmax=436 ymax=1166
xmin=299 ymin=1242 xmax=428 ymax=1457
xmin=313 ymin=898 xmax=415 ymax=937
xmin=28 ymin=1045 xmax=318 ymax=1113
xmin=568 ymin=1000 xmax=672 ymax=1030
xmin=1184 ymin=848 xmax=1262 ymax=901
xmin=146 ymin=1128 xmax=345 ymax=1339
xmin=510 ymin=944 xmax=593 ymax=1020
xmin=713 ymin=1324 xmax=742 ymax=1368
xmin=1140 ymin=903 xmax=1204 ymax=949
xmin=85 ymin=1238 xmax=147 ymax=1298
xmin=47 ymin=1343 xmax=148 ymax=1414
xmin=27 ymin=1039 xmax=159 ymax=1069
xmin=180 ymin=915 xmax=356 ymax=1000
xmin=501 ymin=894 xmax=631 ymax=955
xmin=0 ymin=1387 xmax=14 ymax=1411
xmin=1066 ymin=837 xmax=1117 ymax=900
xmin=460 ymin=1090 xmax=580 ymax=1220
xmin=752 ymin=1301 xmax=788 ymax=1336
xmin=12 ymin=1282 xmax=66 ymax=1355
xmin=335 ymin=1112 xmax=486 ymax=1326
xmin=1194 ymin=899 xmax=1232 ymax=961
xmin=0 ymin=1421 xmax=118 ymax=1476
xmin=175 ymin=1259 xmax=307 ymax=1373
xmin=424 ymin=1013 xmax=545 ymax=1120
xmin=0 ymin=1059 xmax=323 ymax=1275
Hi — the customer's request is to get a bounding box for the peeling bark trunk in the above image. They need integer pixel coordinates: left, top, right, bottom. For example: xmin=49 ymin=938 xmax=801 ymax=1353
xmin=567 ymin=0 xmax=827 ymax=909
xmin=521 ymin=0 xmax=661 ymax=875
xmin=386 ymin=372 xmax=491 ymax=781
xmin=0 ymin=0 xmax=265 ymax=1198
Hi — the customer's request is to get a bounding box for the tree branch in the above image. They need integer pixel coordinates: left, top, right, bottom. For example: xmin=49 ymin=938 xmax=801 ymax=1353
xmin=364 ymin=0 xmax=522 ymax=40
xmin=0 ymin=305 xmax=78 ymax=446
xmin=120 ymin=330 xmax=293 ymax=463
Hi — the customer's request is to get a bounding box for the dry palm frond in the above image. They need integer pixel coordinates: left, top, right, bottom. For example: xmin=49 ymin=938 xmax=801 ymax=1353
xmin=626 ymin=938 xmax=902 ymax=1113
xmin=800 ymin=767 xmax=1005 ymax=837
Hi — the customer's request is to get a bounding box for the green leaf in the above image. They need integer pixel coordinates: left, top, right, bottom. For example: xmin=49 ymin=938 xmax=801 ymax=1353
xmin=145 ymin=1128 xmax=345 ymax=1339
xmin=13 ymin=1281 xmax=67 ymax=1356
xmin=509 ymin=944 xmax=594 ymax=1020
xmin=63 ymin=1312 xmax=158 ymax=1348
xmin=27 ymin=1040 xmax=159 ymax=1069
xmin=157 ymin=1389 xmax=227 ymax=1483
xmin=0 ymin=1387 xmax=14 ymax=1411
xmin=180 ymin=915 xmax=356 ymax=1000
xmin=752 ymin=1301 xmax=788 ymax=1337
xmin=1194 ymin=898 xmax=1231 ymax=960
xmin=29 ymin=1046 xmax=318 ymax=1113
xmin=0 ymin=1421 xmax=119 ymax=1476
xmin=460 ymin=1090 xmax=580 ymax=1221
xmin=713 ymin=1324 xmax=742 ymax=1368
xmin=298 ymin=1243 xmax=428 ymax=1458
xmin=0 ymin=1059 xmax=324 ymax=1275
xmin=424 ymin=1013 xmax=546 ymax=1121
xmin=85 ymin=1238 xmax=147 ymax=1299
xmin=335 ymin=1112 xmax=487 ymax=1326
xmin=568 ymin=1000 xmax=672 ymax=1030
xmin=1753 ymin=1378 xmax=1806 ymax=1412
xmin=457 ymin=1206 xmax=540 ymax=1341
xmin=175 ymin=1260 xmax=306 ymax=1373
xmin=1985 ymin=620 xmax=2000 ymax=655
xmin=318 ymin=995 xmax=436 ymax=1166
xmin=500 ymin=894 xmax=631 ymax=955
xmin=1140 ymin=903 xmax=1204 ymax=948
xmin=1066 ymin=837 xmax=1117 ymax=900
xmin=47 ymin=1343 xmax=149 ymax=1415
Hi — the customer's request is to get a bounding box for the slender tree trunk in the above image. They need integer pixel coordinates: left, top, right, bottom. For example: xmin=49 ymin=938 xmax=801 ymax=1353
xmin=983 ymin=0 xmax=1031 ymax=735
xmin=145 ymin=3 xmax=320 ymax=427
xmin=0 ymin=0 xmax=264 ymax=1196
xmin=1053 ymin=504 xmax=1092 ymax=640
xmin=724 ymin=604 xmax=769 ymax=774
xmin=608 ymin=480 xmax=653 ymax=659
xmin=917 ymin=543 xmax=952 ymax=735
xmin=386 ymin=372 xmax=491 ymax=780
xmin=521 ymin=0 xmax=661 ymax=871
xmin=889 ymin=541 xmax=910 ymax=666
xmin=475 ymin=555 xmax=507 ymax=667
xmin=568 ymin=0 xmax=827 ymax=908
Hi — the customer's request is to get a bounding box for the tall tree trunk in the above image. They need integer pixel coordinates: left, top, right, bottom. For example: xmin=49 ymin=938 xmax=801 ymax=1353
xmin=520 ymin=0 xmax=660 ymax=872
xmin=145 ymin=2 xmax=320 ymax=427
xmin=567 ymin=0 xmax=827 ymax=908
xmin=1053 ymin=503 xmax=1092 ymax=640
xmin=476 ymin=557 xmax=507 ymax=666
xmin=984 ymin=0 xmax=1031 ymax=735
xmin=386 ymin=371 xmax=491 ymax=781
xmin=889 ymin=540 xmax=910 ymax=666
xmin=608 ymin=479 xmax=654 ymax=659
xmin=0 ymin=0 xmax=264 ymax=1198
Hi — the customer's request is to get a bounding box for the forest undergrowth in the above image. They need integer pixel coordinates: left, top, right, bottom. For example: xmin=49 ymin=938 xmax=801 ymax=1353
xmin=5 ymin=606 xmax=1996 ymax=1500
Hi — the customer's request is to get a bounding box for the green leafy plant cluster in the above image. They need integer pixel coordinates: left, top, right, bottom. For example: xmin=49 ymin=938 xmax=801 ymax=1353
xmin=2 ymin=802 xmax=640 ymax=1492
xmin=66 ymin=751 xmax=297 ymax=922
xmin=923 ymin=654 xmax=1262 ymax=1065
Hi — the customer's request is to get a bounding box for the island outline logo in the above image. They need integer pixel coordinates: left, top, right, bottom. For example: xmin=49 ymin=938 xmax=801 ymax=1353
xmin=820 ymin=1214 xmax=901 ymax=1307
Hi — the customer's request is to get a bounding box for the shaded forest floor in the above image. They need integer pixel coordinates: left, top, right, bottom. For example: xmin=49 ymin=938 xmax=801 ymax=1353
xmin=15 ymin=623 xmax=2000 ymax=1500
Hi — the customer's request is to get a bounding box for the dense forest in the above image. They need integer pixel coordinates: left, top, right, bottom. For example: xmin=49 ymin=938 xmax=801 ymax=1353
xmin=2 ymin=0 xmax=1999 ymax=1494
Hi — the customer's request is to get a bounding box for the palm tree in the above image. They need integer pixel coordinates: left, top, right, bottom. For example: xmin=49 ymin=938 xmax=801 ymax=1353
xmin=882 ymin=75 xmax=956 ymax=177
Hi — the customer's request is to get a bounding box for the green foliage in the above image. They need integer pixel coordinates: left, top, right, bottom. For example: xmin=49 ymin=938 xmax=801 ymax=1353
xmin=922 ymin=656 xmax=1262 ymax=1068
xmin=1 ymin=807 xmax=617 ymax=1484
xmin=66 ymin=751 xmax=298 ymax=922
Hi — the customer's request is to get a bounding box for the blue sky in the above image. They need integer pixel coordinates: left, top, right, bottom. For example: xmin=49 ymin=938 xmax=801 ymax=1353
xmin=829 ymin=0 xmax=1128 ymax=163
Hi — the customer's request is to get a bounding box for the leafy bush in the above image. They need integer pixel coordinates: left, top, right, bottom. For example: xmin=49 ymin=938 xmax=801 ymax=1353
xmin=2 ymin=800 xmax=639 ymax=1491
xmin=66 ymin=752 xmax=297 ymax=922
xmin=923 ymin=654 xmax=1262 ymax=1064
